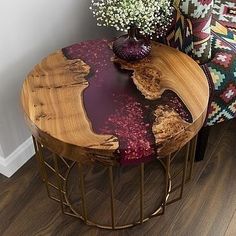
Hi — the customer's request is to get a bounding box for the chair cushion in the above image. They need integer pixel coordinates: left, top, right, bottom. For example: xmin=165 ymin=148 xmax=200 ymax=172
xmin=157 ymin=7 xmax=193 ymax=56
xmin=177 ymin=0 xmax=214 ymax=64
xmin=205 ymin=21 xmax=236 ymax=126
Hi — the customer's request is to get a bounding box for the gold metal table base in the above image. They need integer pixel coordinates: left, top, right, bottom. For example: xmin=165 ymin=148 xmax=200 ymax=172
xmin=33 ymin=136 xmax=197 ymax=230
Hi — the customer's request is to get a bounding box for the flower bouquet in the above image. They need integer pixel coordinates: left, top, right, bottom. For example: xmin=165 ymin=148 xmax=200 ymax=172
xmin=90 ymin=0 xmax=173 ymax=61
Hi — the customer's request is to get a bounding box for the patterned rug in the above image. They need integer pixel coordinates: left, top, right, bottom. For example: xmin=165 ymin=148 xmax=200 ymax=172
xmin=213 ymin=0 xmax=236 ymax=32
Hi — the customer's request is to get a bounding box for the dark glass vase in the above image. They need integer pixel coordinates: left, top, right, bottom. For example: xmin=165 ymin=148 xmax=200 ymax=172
xmin=112 ymin=26 xmax=151 ymax=61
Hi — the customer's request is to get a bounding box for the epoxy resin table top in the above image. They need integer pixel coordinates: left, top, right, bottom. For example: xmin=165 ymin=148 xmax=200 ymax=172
xmin=21 ymin=40 xmax=209 ymax=165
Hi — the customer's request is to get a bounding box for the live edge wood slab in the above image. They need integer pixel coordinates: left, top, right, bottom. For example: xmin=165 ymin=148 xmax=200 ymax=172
xmin=21 ymin=40 xmax=209 ymax=166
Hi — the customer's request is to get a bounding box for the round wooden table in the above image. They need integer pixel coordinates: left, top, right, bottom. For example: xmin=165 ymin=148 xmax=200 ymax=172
xmin=21 ymin=40 xmax=209 ymax=229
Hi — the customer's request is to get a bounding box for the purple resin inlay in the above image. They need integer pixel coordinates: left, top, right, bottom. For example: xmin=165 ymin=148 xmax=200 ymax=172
xmin=62 ymin=40 xmax=192 ymax=165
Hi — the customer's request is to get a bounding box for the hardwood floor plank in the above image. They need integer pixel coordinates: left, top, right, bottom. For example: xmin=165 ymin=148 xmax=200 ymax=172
xmin=144 ymin=120 xmax=232 ymax=236
xmin=225 ymin=210 xmax=236 ymax=236
xmin=0 ymin=120 xmax=235 ymax=236
xmin=155 ymin=120 xmax=236 ymax=236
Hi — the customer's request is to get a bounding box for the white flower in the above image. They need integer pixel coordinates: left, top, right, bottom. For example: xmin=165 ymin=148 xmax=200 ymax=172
xmin=90 ymin=0 xmax=173 ymax=37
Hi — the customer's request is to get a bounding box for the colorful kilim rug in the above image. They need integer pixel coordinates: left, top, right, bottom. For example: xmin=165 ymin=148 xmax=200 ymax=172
xmin=213 ymin=0 xmax=236 ymax=33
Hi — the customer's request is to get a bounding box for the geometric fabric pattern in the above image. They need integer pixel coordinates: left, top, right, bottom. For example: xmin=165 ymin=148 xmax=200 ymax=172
xmin=211 ymin=20 xmax=236 ymax=47
xmin=213 ymin=0 xmax=236 ymax=33
xmin=157 ymin=7 xmax=194 ymax=56
xmin=208 ymin=66 xmax=225 ymax=90
xmin=176 ymin=0 xmax=214 ymax=63
xmin=220 ymin=84 xmax=236 ymax=103
xmin=203 ymin=26 xmax=236 ymax=126
xmin=159 ymin=1 xmax=236 ymax=127
xmin=211 ymin=52 xmax=233 ymax=68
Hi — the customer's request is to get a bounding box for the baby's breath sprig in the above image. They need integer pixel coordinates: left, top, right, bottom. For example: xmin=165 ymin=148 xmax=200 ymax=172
xmin=90 ymin=0 xmax=173 ymax=37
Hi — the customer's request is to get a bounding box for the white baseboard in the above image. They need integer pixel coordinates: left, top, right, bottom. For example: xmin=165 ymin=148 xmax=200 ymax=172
xmin=0 ymin=137 xmax=35 ymax=178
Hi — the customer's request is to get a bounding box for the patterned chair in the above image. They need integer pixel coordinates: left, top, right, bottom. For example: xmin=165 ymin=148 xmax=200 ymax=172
xmin=157 ymin=0 xmax=236 ymax=160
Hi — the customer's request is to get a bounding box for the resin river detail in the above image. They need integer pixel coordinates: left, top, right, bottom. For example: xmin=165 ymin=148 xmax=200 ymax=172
xmin=63 ymin=40 xmax=193 ymax=165
xmin=21 ymin=40 xmax=209 ymax=165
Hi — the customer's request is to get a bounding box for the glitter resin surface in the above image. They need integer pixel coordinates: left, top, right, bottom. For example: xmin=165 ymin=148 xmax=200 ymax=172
xmin=62 ymin=40 xmax=193 ymax=165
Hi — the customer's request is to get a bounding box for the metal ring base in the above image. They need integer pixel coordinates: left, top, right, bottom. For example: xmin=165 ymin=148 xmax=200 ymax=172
xmin=33 ymin=135 xmax=197 ymax=230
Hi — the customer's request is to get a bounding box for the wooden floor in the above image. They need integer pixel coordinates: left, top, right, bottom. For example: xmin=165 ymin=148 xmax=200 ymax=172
xmin=1 ymin=119 xmax=236 ymax=236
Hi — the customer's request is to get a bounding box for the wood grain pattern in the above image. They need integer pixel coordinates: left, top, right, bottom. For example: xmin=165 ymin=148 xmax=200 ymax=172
xmin=21 ymin=51 xmax=119 ymax=164
xmin=1 ymin=120 xmax=235 ymax=236
xmin=21 ymin=40 xmax=209 ymax=164
xmin=225 ymin=210 xmax=236 ymax=236
xmin=114 ymin=42 xmax=209 ymax=156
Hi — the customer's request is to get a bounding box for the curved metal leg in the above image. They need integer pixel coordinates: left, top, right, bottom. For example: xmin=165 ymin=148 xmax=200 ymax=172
xmin=53 ymin=153 xmax=65 ymax=213
xmin=167 ymin=141 xmax=191 ymax=205
xmin=109 ymin=166 xmax=115 ymax=229
xmin=163 ymin=155 xmax=171 ymax=213
xmin=37 ymin=140 xmax=51 ymax=197
xmin=189 ymin=135 xmax=198 ymax=180
xmin=78 ymin=163 xmax=88 ymax=223
xmin=32 ymin=136 xmax=44 ymax=181
xmin=140 ymin=163 xmax=144 ymax=224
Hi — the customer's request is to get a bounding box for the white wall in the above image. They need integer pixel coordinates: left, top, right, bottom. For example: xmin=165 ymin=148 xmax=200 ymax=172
xmin=0 ymin=0 xmax=118 ymax=177
xmin=0 ymin=145 xmax=4 ymax=158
